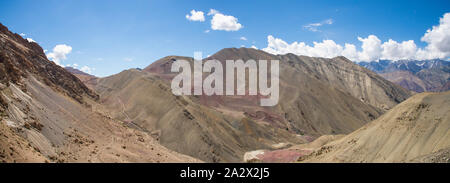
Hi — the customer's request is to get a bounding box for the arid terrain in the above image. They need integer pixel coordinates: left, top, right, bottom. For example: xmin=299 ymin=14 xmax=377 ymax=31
xmin=0 ymin=23 xmax=200 ymax=163
xmin=1 ymin=22 xmax=448 ymax=163
xmin=297 ymin=91 xmax=449 ymax=163
xmin=78 ymin=47 xmax=411 ymax=162
xmin=359 ymin=60 xmax=450 ymax=93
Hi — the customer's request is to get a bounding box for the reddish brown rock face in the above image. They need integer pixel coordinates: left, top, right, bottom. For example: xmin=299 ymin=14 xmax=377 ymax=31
xmin=0 ymin=23 xmax=98 ymax=103
xmin=256 ymin=149 xmax=312 ymax=163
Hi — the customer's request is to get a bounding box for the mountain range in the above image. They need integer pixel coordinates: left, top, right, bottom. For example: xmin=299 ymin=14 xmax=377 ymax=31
xmin=359 ymin=60 xmax=450 ymax=93
xmin=70 ymin=48 xmax=410 ymax=162
xmin=1 ymin=22 xmax=448 ymax=163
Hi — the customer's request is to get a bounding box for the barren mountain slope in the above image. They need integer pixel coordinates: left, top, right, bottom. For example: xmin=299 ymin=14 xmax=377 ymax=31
xmin=416 ymin=68 xmax=450 ymax=92
xmin=144 ymin=48 xmax=410 ymax=136
xmin=0 ymin=24 xmax=98 ymax=104
xmin=94 ymin=69 xmax=307 ymax=162
xmin=0 ymin=23 xmax=200 ymax=163
xmin=409 ymin=147 xmax=450 ymax=163
xmin=0 ymin=117 xmax=48 ymax=162
xmin=380 ymin=71 xmax=427 ymax=93
xmin=90 ymin=48 xmax=411 ymax=162
xmin=64 ymin=67 xmax=98 ymax=90
xmin=281 ymin=55 xmax=412 ymax=110
xmin=195 ymin=48 xmax=411 ymax=109
xmin=298 ymin=91 xmax=450 ymax=163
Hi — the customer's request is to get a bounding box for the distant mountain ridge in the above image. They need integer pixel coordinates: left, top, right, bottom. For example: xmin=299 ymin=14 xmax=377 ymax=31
xmin=64 ymin=67 xmax=98 ymax=89
xmin=358 ymin=59 xmax=450 ymax=92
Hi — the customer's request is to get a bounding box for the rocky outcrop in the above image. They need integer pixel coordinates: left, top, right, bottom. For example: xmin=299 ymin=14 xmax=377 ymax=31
xmin=0 ymin=23 xmax=98 ymax=104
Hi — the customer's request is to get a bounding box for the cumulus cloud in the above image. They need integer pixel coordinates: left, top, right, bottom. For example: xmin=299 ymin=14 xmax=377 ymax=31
xmin=262 ymin=13 xmax=450 ymax=62
xmin=46 ymin=44 xmax=72 ymax=65
xmin=381 ymin=39 xmax=417 ymax=61
xmin=186 ymin=10 xmax=205 ymax=22
xmin=303 ymin=19 xmax=333 ymax=32
xmin=240 ymin=36 xmax=247 ymax=41
xmin=207 ymin=9 xmax=220 ymax=16
xmin=339 ymin=43 xmax=358 ymax=61
xmin=262 ymin=35 xmax=345 ymax=58
xmin=416 ymin=12 xmax=450 ymax=60
xmin=357 ymin=35 xmax=382 ymax=61
xmin=26 ymin=38 xmax=36 ymax=43
xmin=80 ymin=66 xmax=94 ymax=74
xmin=66 ymin=63 xmax=79 ymax=68
xmin=19 ymin=33 xmax=37 ymax=43
xmin=208 ymin=9 xmax=243 ymax=31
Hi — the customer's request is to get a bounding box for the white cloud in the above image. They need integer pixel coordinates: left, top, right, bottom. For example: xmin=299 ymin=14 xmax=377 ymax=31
xmin=262 ymin=12 xmax=450 ymax=62
xmin=20 ymin=33 xmax=36 ymax=43
xmin=207 ymin=9 xmax=220 ymax=16
xmin=416 ymin=12 xmax=450 ymax=60
xmin=262 ymin=35 xmax=345 ymax=58
xmin=66 ymin=63 xmax=79 ymax=68
xmin=303 ymin=19 xmax=333 ymax=32
xmin=208 ymin=9 xmax=243 ymax=31
xmin=204 ymin=29 xmax=210 ymax=33
xmin=357 ymin=35 xmax=382 ymax=61
xmin=124 ymin=57 xmax=133 ymax=62
xmin=381 ymin=39 xmax=417 ymax=61
xmin=46 ymin=44 xmax=72 ymax=66
xmin=80 ymin=66 xmax=94 ymax=74
xmin=186 ymin=10 xmax=205 ymax=22
xmin=240 ymin=36 xmax=247 ymax=41
xmin=26 ymin=38 xmax=36 ymax=43
xmin=251 ymin=45 xmax=258 ymax=49
xmin=341 ymin=43 xmax=359 ymax=61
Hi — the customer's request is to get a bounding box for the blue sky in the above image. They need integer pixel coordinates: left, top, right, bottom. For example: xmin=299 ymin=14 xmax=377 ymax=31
xmin=0 ymin=0 xmax=449 ymax=76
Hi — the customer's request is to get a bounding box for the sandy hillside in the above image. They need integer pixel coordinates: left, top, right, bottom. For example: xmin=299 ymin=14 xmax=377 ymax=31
xmin=298 ymin=91 xmax=450 ymax=163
